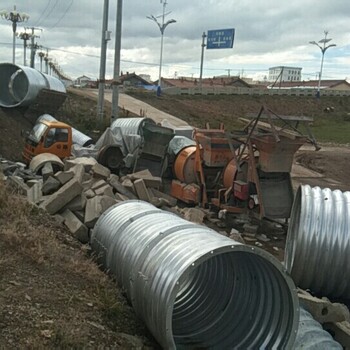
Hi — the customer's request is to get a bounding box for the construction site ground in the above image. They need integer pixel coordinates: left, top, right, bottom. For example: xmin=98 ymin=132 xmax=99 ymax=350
xmin=0 ymin=88 xmax=349 ymax=347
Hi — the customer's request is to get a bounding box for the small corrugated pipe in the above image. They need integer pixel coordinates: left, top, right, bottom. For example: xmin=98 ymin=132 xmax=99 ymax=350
xmin=285 ymin=185 xmax=350 ymax=299
xmin=91 ymin=200 xmax=299 ymax=349
xmin=294 ymin=307 xmax=342 ymax=349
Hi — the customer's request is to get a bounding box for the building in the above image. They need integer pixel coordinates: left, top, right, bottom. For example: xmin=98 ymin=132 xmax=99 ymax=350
xmin=269 ymin=79 xmax=350 ymax=91
xmin=159 ymin=76 xmax=251 ymax=89
xmin=268 ymin=66 xmax=302 ymax=83
xmin=74 ymin=75 xmax=93 ymax=87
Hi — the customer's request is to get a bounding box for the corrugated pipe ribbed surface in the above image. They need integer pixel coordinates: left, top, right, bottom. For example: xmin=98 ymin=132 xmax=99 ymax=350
xmin=110 ymin=117 xmax=154 ymax=136
xmin=285 ymin=185 xmax=350 ymax=299
xmin=37 ymin=114 xmax=93 ymax=147
xmin=0 ymin=63 xmax=66 ymax=108
xmin=294 ymin=307 xmax=342 ymax=349
xmin=91 ymin=200 xmax=299 ymax=349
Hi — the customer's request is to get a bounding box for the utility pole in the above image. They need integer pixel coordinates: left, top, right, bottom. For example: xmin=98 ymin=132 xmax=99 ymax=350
xmin=199 ymin=32 xmax=206 ymax=89
xmin=38 ymin=51 xmax=45 ymax=72
xmin=226 ymin=69 xmax=231 ymax=77
xmin=44 ymin=48 xmax=49 ymax=74
xmin=97 ymin=0 xmax=111 ymax=123
xmin=27 ymin=27 xmax=41 ymax=68
xmin=18 ymin=31 xmax=31 ymax=66
xmin=111 ymin=0 xmax=123 ymax=121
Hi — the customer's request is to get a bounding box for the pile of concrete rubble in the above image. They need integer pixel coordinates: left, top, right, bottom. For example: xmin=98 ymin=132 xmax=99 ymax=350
xmin=1 ymin=155 xmax=179 ymax=244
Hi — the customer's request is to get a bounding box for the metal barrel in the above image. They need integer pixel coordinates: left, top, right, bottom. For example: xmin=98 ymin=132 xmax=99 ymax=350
xmin=0 ymin=63 xmax=66 ymax=108
xmin=37 ymin=114 xmax=93 ymax=147
xmin=91 ymin=200 xmax=299 ymax=349
xmin=110 ymin=117 xmax=154 ymax=136
xmin=294 ymin=307 xmax=342 ymax=349
xmin=285 ymin=185 xmax=350 ymax=299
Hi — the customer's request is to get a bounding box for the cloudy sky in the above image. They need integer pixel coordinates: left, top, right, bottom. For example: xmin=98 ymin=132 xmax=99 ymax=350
xmin=0 ymin=0 xmax=349 ymax=82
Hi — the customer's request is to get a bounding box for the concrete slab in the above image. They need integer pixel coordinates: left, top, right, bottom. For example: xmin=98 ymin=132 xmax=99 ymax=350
xmin=61 ymin=209 xmax=89 ymax=244
xmin=133 ymin=179 xmax=151 ymax=202
xmin=42 ymin=176 xmax=61 ymax=195
xmin=54 ymin=171 xmax=74 ymax=185
xmin=41 ymin=178 xmax=83 ymax=215
xmin=91 ymin=163 xmax=111 ymax=180
xmin=64 ymin=157 xmax=97 ymax=172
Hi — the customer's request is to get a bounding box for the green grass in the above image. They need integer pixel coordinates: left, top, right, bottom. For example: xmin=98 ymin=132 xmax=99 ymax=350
xmin=312 ymin=114 xmax=350 ymax=143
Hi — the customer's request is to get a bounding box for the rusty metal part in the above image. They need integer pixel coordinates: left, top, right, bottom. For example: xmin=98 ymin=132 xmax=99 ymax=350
xmin=173 ymin=145 xmax=197 ymax=184
xmin=285 ymin=185 xmax=350 ymax=299
xmin=29 ymin=153 xmax=64 ymax=174
xmin=0 ymin=63 xmax=66 ymax=108
xmin=91 ymin=200 xmax=299 ymax=349
xmin=170 ymin=180 xmax=200 ymax=204
xmin=252 ymin=134 xmax=306 ymax=172
xmin=222 ymin=158 xmax=238 ymax=188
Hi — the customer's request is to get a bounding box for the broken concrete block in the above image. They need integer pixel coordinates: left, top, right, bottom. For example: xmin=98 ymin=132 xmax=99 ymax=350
xmin=42 ymin=176 xmax=61 ymax=195
xmin=41 ymin=162 xmax=54 ymax=181
xmin=127 ymin=170 xmax=162 ymax=189
xmin=94 ymin=184 xmax=114 ymax=197
xmin=150 ymin=197 xmax=170 ymax=208
xmin=64 ymin=157 xmax=97 ymax=172
xmin=85 ymin=189 xmax=95 ymax=199
xmin=26 ymin=179 xmax=41 ymax=188
xmin=61 ymin=209 xmax=89 ymax=244
xmin=73 ymin=210 xmax=85 ymax=223
xmin=91 ymin=179 xmax=108 ymax=191
xmin=243 ymin=223 xmax=259 ymax=235
xmin=121 ymin=179 xmax=136 ymax=195
xmin=149 ymin=188 xmax=177 ymax=207
xmin=84 ymin=196 xmax=103 ymax=228
xmin=54 ymin=171 xmax=74 ymax=185
xmin=115 ymin=193 xmax=129 ymax=201
xmin=299 ymin=291 xmax=350 ymax=324
xmin=69 ymin=164 xmax=85 ymax=184
xmin=41 ymin=178 xmax=83 ymax=215
xmin=100 ymin=195 xmax=117 ymax=213
xmin=27 ymin=181 xmax=43 ymax=204
xmin=91 ymin=163 xmax=111 ymax=180
xmin=109 ymin=175 xmax=137 ymax=199
xmin=133 ymin=179 xmax=151 ymax=202
xmin=183 ymin=207 xmax=206 ymax=224
xmin=63 ymin=193 xmax=87 ymax=212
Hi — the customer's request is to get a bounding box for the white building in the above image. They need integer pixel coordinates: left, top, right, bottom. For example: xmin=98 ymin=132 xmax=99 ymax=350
xmin=268 ymin=66 xmax=302 ymax=83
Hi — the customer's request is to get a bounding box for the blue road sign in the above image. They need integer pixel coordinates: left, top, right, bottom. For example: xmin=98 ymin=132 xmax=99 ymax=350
xmin=207 ymin=28 xmax=235 ymax=49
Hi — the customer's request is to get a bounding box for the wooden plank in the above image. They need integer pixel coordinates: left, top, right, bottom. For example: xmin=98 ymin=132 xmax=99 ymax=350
xmin=238 ymin=118 xmax=300 ymax=140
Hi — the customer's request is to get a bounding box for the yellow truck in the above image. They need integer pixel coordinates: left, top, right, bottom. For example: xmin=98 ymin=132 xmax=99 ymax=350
xmin=23 ymin=119 xmax=73 ymax=164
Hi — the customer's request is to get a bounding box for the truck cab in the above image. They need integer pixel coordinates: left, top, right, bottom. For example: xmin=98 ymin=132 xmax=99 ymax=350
xmin=23 ymin=120 xmax=73 ymax=163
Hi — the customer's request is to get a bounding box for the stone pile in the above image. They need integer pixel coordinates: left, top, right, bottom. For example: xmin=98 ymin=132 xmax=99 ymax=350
xmin=1 ymin=156 xmax=178 ymax=245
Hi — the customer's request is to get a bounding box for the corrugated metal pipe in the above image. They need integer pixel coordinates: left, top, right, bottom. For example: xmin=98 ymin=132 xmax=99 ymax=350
xmin=110 ymin=117 xmax=154 ymax=136
xmin=0 ymin=63 xmax=66 ymax=108
xmin=285 ymin=185 xmax=350 ymax=299
xmin=37 ymin=114 xmax=93 ymax=147
xmin=91 ymin=200 xmax=299 ymax=349
xmin=294 ymin=307 xmax=342 ymax=349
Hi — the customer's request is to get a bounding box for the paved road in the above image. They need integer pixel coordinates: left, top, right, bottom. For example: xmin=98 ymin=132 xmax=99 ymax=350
xmin=101 ymin=91 xmax=189 ymax=128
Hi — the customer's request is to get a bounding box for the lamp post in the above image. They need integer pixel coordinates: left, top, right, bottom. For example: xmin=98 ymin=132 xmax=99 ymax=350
xmin=147 ymin=0 xmax=176 ymax=91
xmin=309 ymin=31 xmax=336 ymax=98
xmin=0 ymin=6 xmax=29 ymax=64
xmin=18 ymin=31 xmax=31 ymax=66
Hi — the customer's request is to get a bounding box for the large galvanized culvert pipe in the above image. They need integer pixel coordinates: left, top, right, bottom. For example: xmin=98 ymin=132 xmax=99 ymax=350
xmin=91 ymin=201 xmax=299 ymax=349
xmin=285 ymin=185 xmax=350 ymax=299
xmin=0 ymin=63 xmax=66 ymax=108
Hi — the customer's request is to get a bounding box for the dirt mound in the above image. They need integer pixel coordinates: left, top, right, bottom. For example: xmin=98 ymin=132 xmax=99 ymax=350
xmin=0 ymin=182 xmax=156 ymax=348
xmin=0 ymin=108 xmax=33 ymax=161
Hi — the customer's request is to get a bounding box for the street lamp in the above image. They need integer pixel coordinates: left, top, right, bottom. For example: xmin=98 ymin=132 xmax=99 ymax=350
xmin=18 ymin=31 xmax=31 ymax=66
xmin=0 ymin=6 xmax=29 ymax=64
xmin=147 ymin=0 xmax=176 ymax=91
xmin=309 ymin=31 xmax=336 ymax=98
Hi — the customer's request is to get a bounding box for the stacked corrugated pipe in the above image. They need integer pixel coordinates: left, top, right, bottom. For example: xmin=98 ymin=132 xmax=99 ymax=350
xmin=91 ymin=200 xmax=299 ymax=349
xmin=285 ymin=185 xmax=350 ymax=299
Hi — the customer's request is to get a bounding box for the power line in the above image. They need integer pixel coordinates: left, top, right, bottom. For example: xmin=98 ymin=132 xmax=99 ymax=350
xmin=47 ymin=0 xmax=74 ymax=30
xmin=33 ymin=0 xmax=52 ymax=27
xmin=40 ymin=0 xmax=59 ymax=26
